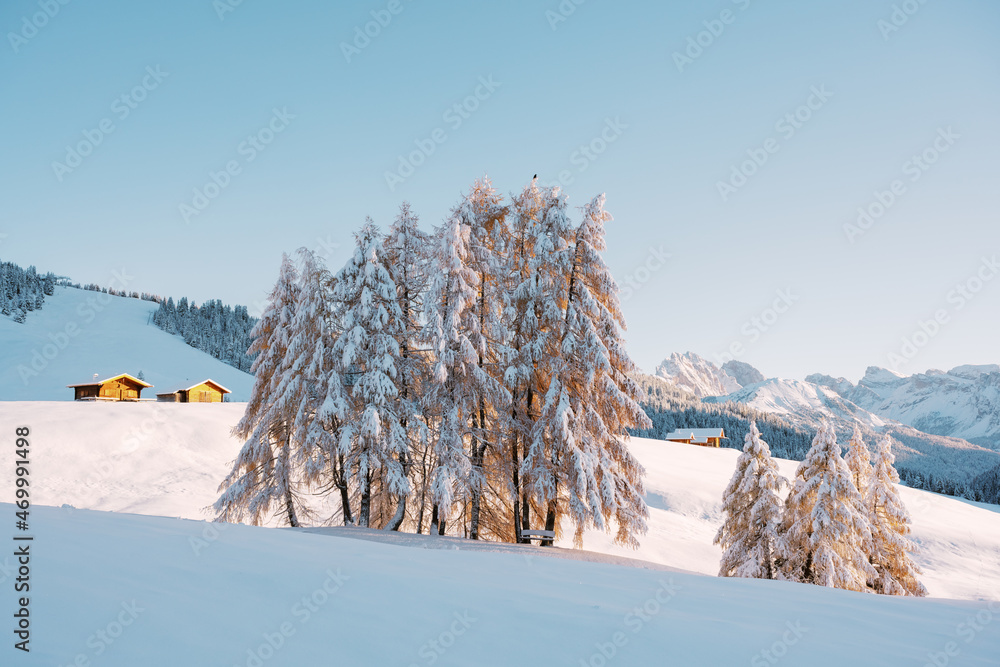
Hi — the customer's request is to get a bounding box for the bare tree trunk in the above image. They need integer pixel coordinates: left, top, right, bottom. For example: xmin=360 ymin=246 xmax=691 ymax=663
xmin=542 ymin=499 xmax=557 ymax=547
xmin=416 ymin=444 xmax=431 ymax=534
xmin=521 ymin=386 xmax=534 ymax=535
xmin=468 ymin=264 xmax=493 ymax=541
xmin=281 ymin=423 xmax=299 ymax=527
xmin=431 ymin=503 xmax=447 ymax=535
xmin=359 ymin=469 xmax=372 ymax=528
xmin=521 ymin=491 xmax=531 ymax=533
xmin=284 ymin=488 xmax=299 ymax=528
xmin=336 ymin=453 xmax=353 ymax=525
xmin=510 ymin=425 xmax=522 ymax=543
xmin=469 ymin=409 xmax=486 ymax=540
xmin=542 ymin=470 xmax=558 ymax=547
xmin=469 ymin=447 xmax=485 ymax=539
xmin=385 ymin=454 xmax=409 ymax=531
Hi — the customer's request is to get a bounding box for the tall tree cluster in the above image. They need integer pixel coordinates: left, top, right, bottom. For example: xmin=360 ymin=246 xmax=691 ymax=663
xmin=716 ymin=420 xmax=926 ymax=596
xmin=152 ymin=297 xmax=258 ymax=372
xmin=0 ymin=260 xmax=56 ymax=323
xmin=215 ymin=178 xmax=652 ymax=549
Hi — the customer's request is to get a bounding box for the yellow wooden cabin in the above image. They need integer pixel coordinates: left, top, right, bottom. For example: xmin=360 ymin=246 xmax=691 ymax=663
xmin=68 ymin=374 xmax=153 ymax=401
xmin=156 ymin=379 xmax=231 ymax=403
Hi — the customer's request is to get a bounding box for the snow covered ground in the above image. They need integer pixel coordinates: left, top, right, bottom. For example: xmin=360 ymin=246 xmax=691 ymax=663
xmin=575 ymin=438 xmax=1000 ymax=602
xmin=5 ymin=504 xmax=998 ymax=666
xmin=1 ymin=401 xmax=997 ymax=604
xmin=0 ymin=286 xmax=253 ymax=401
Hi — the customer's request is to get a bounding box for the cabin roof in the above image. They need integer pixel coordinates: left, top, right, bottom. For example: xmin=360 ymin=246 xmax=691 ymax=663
xmin=155 ymin=379 xmax=232 ymax=395
xmin=67 ymin=373 xmax=153 ymax=389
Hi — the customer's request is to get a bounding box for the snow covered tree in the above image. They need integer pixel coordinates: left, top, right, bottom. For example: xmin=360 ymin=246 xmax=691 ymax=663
xmin=867 ymin=432 xmax=927 ymax=596
xmin=526 ymin=193 xmax=651 ymax=548
xmin=422 ymin=182 xmax=512 ymax=539
xmin=462 ymin=179 xmax=513 ymax=540
xmin=151 ymin=295 xmax=258 ymax=371
xmin=502 ymin=179 xmax=574 ymax=541
xmin=715 ymin=421 xmax=787 ymax=579
xmin=382 ymin=203 xmax=432 ymax=531
xmin=280 ymin=248 xmax=350 ymax=521
xmin=214 ymin=178 xmax=651 ymax=546
xmin=332 ymin=220 xmax=410 ymax=529
xmin=778 ymin=421 xmax=875 ymax=591
xmin=844 ymin=426 xmax=873 ymax=499
xmin=0 ymin=260 xmax=57 ymax=322
xmin=216 ymin=254 xmax=304 ymax=526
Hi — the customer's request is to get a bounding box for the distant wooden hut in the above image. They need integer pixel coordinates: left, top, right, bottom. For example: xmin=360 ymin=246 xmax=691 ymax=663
xmin=663 ymin=428 xmax=726 ymax=448
xmin=156 ymin=379 xmax=231 ymax=403
xmin=68 ymin=374 xmax=153 ymax=401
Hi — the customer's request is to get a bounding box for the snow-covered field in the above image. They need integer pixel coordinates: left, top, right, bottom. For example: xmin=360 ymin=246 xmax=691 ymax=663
xmin=577 ymin=438 xmax=1000 ymax=602
xmin=0 ymin=286 xmax=253 ymax=401
xmin=2 ymin=401 xmax=997 ymax=603
xmin=7 ymin=503 xmax=998 ymax=666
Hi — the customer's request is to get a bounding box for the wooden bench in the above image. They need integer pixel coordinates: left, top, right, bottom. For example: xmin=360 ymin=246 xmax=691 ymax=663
xmin=520 ymin=530 xmax=555 ymax=543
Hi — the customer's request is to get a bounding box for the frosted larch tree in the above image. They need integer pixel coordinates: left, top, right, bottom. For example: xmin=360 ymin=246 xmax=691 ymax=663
xmin=422 ymin=184 xmax=511 ymax=538
xmin=867 ymin=432 xmax=928 ymax=596
xmin=462 ymin=178 xmax=513 ymax=540
xmin=844 ymin=426 xmax=873 ymax=500
xmin=503 ymin=178 xmax=573 ymax=541
xmin=382 ymin=202 xmax=432 ymax=531
xmin=715 ymin=421 xmax=788 ymax=579
xmin=527 ymin=193 xmax=650 ymax=548
xmin=283 ymin=248 xmax=351 ymax=523
xmin=216 ymin=254 xmax=303 ymax=526
xmin=332 ymin=219 xmax=409 ymax=528
xmin=422 ymin=212 xmax=476 ymax=535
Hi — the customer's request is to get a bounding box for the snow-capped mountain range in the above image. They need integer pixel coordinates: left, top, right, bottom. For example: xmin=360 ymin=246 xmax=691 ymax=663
xmin=653 ymin=352 xmax=742 ymax=398
xmin=807 ymin=365 xmax=1000 ymax=450
xmin=653 ymin=352 xmax=1000 ymax=482
xmin=656 ymin=352 xmax=1000 ymax=448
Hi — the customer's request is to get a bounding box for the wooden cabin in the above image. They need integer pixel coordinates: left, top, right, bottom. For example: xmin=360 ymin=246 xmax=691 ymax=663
xmin=663 ymin=428 xmax=726 ymax=448
xmin=156 ymin=379 xmax=231 ymax=403
xmin=68 ymin=374 xmax=153 ymax=401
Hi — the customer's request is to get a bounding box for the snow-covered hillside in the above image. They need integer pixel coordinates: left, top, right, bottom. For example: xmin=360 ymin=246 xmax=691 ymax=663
xmin=3 ymin=401 xmax=997 ymax=602
xmin=809 ymin=366 xmax=1000 ymax=450
xmin=0 ymin=286 xmax=253 ymax=401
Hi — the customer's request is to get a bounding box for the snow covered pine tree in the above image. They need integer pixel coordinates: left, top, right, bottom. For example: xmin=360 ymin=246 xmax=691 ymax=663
xmin=382 ymin=202 xmax=432 ymax=532
xmin=526 ymin=194 xmax=651 ymax=548
xmin=715 ymin=421 xmax=787 ymax=579
xmin=216 ymin=254 xmax=305 ymax=527
xmin=778 ymin=421 xmax=876 ymax=590
xmin=844 ymin=426 xmax=874 ymax=499
xmin=422 ymin=181 xmax=511 ymax=539
xmin=282 ymin=248 xmax=348 ymax=521
xmin=332 ymin=220 xmax=410 ymax=529
xmin=866 ymin=433 xmax=927 ymax=596
xmin=503 ymin=178 xmax=574 ymax=541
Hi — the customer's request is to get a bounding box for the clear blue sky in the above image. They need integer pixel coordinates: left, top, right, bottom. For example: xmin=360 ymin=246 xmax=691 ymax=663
xmin=2 ymin=0 xmax=998 ymax=382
